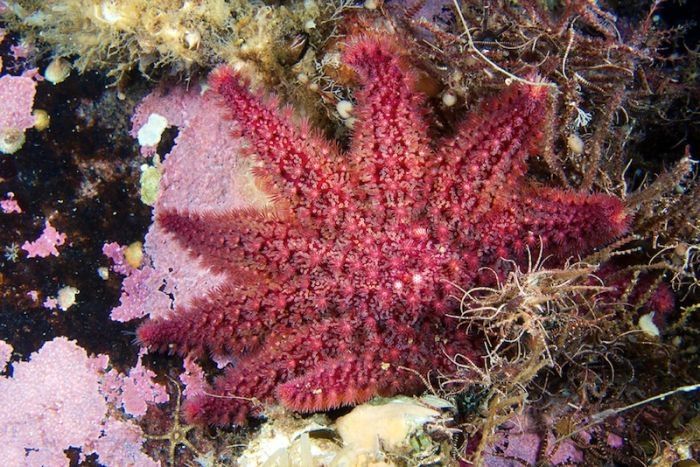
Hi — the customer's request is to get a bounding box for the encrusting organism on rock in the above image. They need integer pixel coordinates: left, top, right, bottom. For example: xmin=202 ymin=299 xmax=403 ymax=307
xmin=2 ymin=0 xmax=325 ymax=81
xmin=137 ymin=36 xmax=634 ymax=426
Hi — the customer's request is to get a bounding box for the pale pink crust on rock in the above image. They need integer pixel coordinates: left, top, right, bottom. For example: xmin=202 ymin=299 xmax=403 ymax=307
xmin=112 ymin=86 xmax=266 ymax=322
xmin=0 ymin=338 xmax=157 ymax=465
xmin=0 ymin=74 xmax=36 ymax=133
xmin=21 ymin=220 xmax=67 ymax=258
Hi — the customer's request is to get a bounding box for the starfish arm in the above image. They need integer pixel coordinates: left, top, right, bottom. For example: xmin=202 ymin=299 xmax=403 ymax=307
xmin=518 ymin=187 xmax=629 ymax=258
xmin=595 ymin=263 xmax=675 ymax=316
xmin=277 ymin=355 xmax=393 ymax=412
xmin=137 ymin=267 xmax=329 ymax=358
xmin=157 ymin=209 xmax=277 ymax=279
xmin=141 ymin=208 xmax=340 ymax=359
xmin=184 ymin=363 xmax=281 ymax=426
xmin=158 ymin=209 xmax=329 ymax=282
xmin=188 ymin=357 xmax=383 ymax=426
xmin=430 ymin=84 xmax=550 ymax=228
xmin=273 ymin=315 xmax=478 ymax=412
xmin=277 ymin=318 xmax=480 ymax=413
xmin=182 ymin=320 xmax=347 ymax=425
xmin=185 ymin=356 xmax=404 ymax=425
xmin=181 ymin=316 xmax=480 ymax=425
xmin=343 ymin=38 xmax=432 ymax=207
xmin=136 ymin=284 xmax=273 ymax=357
xmin=210 ymin=67 xmax=344 ymax=212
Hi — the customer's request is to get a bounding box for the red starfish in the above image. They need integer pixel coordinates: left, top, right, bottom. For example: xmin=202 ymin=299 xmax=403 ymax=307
xmin=137 ymin=37 xmax=628 ymax=426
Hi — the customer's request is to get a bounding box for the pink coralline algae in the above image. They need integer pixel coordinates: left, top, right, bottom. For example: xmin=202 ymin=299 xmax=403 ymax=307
xmin=481 ymin=414 xmax=583 ymax=466
xmin=1 ymin=192 xmax=22 ymax=213
xmin=103 ymin=241 xmax=168 ymax=322
xmin=0 ymin=337 xmax=158 ymax=466
xmin=42 ymin=296 xmax=58 ymax=309
xmin=85 ymin=418 xmax=158 ymax=467
xmin=21 ymin=219 xmax=67 ymax=258
xmin=101 ymin=349 xmax=169 ymax=417
xmin=106 ymin=85 xmax=256 ymax=323
xmin=103 ymin=241 xmax=158 ymax=321
xmin=0 ymin=74 xmax=36 ymax=154
xmin=478 ymin=412 xmax=630 ymax=465
xmin=0 ymin=340 xmax=12 ymax=369
xmin=136 ymin=37 xmax=629 ymax=426
xmin=180 ymin=356 xmax=208 ymax=398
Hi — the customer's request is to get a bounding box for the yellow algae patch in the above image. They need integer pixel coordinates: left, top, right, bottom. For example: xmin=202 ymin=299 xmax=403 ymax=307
xmin=139 ymin=164 xmax=161 ymax=206
xmin=125 ymin=241 xmax=143 ymax=269
xmin=32 ymin=109 xmax=50 ymax=131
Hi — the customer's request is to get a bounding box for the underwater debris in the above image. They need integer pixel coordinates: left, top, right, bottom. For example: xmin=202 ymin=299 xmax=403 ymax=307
xmin=237 ymin=411 xmax=340 ymax=466
xmin=139 ymin=163 xmax=161 ymax=206
xmin=335 ymin=396 xmax=455 ymax=466
xmin=44 ymin=284 xmax=81 ymax=311
xmin=31 ymin=107 xmax=49 ymax=131
xmin=123 ymin=240 xmax=143 ymax=269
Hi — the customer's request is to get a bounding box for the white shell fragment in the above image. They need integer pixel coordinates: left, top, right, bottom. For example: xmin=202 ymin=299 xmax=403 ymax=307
xmin=567 ymin=133 xmax=584 ymax=154
xmin=57 ymin=286 xmax=80 ymax=311
xmin=44 ymin=57 xmax=72 ymax=85
xmin=639 ymin=312 xmax=660 ymax=337
xmin=137 ymin=113 xmax=169 ymax=147
xmin=442 ymin=92 xmax=457 ymax=107
xmin=336 ymin=100 xmax=354 ymax=120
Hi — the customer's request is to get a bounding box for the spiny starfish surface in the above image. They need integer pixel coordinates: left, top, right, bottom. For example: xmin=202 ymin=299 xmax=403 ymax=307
xmin=137 ymin=37 xmax=628 ymax=426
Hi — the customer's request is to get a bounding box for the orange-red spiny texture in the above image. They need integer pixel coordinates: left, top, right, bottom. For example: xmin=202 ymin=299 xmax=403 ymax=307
xmin=137 ymin=37 xmax=629 ymax=426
